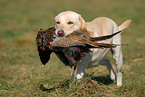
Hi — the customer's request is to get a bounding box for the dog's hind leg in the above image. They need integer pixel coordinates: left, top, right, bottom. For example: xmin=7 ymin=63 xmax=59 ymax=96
xmin=100 ymin=59 xmax=116 ymax=81
xmin=111 ymin=33 xmax=123 ymax=86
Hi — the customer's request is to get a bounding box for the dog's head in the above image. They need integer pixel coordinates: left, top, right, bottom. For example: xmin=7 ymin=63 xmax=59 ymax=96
xmin=55 ymin=11 xmax=86 ymax=37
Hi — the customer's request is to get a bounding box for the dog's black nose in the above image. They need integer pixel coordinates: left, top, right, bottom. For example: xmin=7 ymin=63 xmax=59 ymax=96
xmin=57 ymin=30 xmax=64 ymax=37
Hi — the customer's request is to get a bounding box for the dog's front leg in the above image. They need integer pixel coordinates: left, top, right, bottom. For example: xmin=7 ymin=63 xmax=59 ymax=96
xmin=76 ymin=53 xmax=92 ymax=79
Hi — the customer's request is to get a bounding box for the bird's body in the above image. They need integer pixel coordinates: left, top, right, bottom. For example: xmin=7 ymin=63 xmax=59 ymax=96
xmin=36 ymin=27 xmax=91 ymax=68
xmin=36 ymin=27 xmax=122 ymax=77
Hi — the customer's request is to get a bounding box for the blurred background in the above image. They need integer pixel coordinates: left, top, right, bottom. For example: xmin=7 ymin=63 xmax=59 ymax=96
xmin=0 ymin=0 xmax=144 ymax=96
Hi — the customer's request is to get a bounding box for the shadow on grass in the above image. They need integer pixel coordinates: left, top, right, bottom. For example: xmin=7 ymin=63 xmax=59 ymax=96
xmin=91 ymin=75 xmax=114 ymax=85
xmin=39 ymin=75 xmax=114 ymax=93
xmin=38 ymin=79 xmax=70 ymax=93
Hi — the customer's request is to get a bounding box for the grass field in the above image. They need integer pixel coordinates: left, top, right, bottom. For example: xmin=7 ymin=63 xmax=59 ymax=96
xmin=0 ymin=0 xmax=145 ymax=96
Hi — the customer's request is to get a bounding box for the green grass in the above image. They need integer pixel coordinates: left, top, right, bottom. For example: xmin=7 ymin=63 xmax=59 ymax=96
xmin=0 ymin=0 xmax=145 ymax=96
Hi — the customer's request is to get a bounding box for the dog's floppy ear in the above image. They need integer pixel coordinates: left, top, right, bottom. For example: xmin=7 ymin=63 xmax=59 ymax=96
xmin=78 ymin=14 xmax=86 ymax=30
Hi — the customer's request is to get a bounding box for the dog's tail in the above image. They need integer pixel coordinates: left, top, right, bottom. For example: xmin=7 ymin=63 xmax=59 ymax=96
xmin=118 ymin=20 xmax=131 ymax=31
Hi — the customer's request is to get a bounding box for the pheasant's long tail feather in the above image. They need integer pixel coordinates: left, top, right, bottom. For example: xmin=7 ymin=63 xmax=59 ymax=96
xmin=90 ymin=30 xmax=122 ymax=42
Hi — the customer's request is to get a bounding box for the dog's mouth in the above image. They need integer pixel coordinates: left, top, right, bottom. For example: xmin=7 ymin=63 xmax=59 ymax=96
xmin=57 ymin=30 xmax=65 ymax=37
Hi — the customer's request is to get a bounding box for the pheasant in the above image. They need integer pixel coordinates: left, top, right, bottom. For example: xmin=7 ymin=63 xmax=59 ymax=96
xmin=36 ymin=27 xmax=122 ymax=77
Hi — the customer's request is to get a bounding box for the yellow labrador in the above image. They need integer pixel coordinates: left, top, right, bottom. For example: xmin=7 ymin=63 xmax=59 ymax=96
xmin=55 ymin=11 xmax=131 ymax=86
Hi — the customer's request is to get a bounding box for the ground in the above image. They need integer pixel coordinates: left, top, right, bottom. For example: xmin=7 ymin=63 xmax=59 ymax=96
xmin=0 ymin=0 xmax=145 ymax=96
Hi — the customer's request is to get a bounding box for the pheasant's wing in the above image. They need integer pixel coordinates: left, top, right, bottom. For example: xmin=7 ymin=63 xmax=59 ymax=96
xmin=50 ymin=35 xmax=87 ymax=47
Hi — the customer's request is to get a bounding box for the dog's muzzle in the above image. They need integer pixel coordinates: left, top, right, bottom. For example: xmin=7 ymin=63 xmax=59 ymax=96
xmin=57 ymin=30 xmax=64 ymax=37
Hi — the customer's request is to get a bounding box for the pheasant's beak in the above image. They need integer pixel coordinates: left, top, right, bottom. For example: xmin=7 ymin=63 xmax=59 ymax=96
xmin=57 ymin=30 xmax=64 ymax=37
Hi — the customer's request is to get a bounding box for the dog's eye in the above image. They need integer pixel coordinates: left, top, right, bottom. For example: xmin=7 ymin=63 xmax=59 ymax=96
xmin=56 ymin=21 xmax=60 ymax=24
xmin=68 ymin=21 xmax=73 ymax=24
